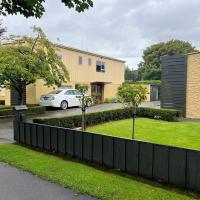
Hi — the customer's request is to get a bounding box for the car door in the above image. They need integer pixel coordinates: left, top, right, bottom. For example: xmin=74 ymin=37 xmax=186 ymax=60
xmin=63 ymin=90 xmax=75 ymax=107
xmin=72 ymin=90 xmax=82 ymax=106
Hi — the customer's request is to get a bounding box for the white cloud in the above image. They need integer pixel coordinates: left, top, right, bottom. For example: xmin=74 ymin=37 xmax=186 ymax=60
xmin=2 ymin=0 xmax=200 ymax=67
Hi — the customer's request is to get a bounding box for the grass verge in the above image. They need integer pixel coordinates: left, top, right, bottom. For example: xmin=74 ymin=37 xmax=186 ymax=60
xmin=0 ymin=144 xmax=197 ymax=200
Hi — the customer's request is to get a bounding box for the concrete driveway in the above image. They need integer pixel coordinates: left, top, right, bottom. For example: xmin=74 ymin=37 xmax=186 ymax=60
xmin=0 ymin=102 xmax=160 ymax=143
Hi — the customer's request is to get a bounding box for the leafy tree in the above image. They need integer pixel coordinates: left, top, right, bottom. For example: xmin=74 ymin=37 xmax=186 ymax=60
xmin=125 ymin=66 xmax=138 ymax=82
xmin=0 ymin=26 xmax=69 ymax=105
xmin=138 ymin=40 xmax=196 ymax=80
xmin=138 ymin=63 xmax=161 ymax=80
xmin=117 ymin=83 xmax=147 ymax=139
xmin=0 ymin=20 xmax=6 ymax=37
xmin=0 ymin=0 xmax=93 ymax=18
xmin=76 ymin=85 xmax=93 ymax=131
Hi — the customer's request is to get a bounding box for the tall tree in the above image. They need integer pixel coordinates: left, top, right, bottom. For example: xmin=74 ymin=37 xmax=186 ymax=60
xmin=0 ymin=21 xmax=6 ymax=37
xmin=117 ymin=83 xmax=147 ymax=139
xmin=0 ymin=0 xmax=93 ymax=18
xmin=138 ymin=40 xmax=196 ymax=80
xmin=0 ymin=26 xmax=69 ymax=105
xmin=125 ymin=66 xmax=138 ymax=82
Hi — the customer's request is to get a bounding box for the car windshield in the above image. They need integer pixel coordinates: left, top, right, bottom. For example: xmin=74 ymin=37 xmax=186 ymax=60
xmin=48 ymin=90 xmax=63 ymax=94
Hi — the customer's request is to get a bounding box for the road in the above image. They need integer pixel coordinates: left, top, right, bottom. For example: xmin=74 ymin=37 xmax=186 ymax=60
xmin=0 ymin=162 xmax=96 ymax=200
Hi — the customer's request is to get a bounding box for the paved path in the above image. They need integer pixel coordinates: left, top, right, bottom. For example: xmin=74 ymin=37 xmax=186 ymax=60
xmin=0 ymin=102 xmax=160 ymax=143
xmin=0 ymin=162 xmax=96 ymax=200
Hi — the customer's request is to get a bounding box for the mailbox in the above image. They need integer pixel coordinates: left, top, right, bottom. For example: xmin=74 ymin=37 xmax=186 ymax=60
xmin=13 ymin=105 xmax=28 ymax=122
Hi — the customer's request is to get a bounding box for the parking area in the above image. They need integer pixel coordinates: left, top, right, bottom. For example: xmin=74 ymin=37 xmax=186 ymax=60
xmin=0 ymin=102 xmax=160 ymax=143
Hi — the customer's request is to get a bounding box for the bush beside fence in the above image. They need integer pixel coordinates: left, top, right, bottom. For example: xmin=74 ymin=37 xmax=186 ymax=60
xmin=14 ymin=121 xmax=200 ymax=193
xmin=33 ymin=107 xmax=181 ymax=128
xmin=0 ymin=106 xmax=45 ymax=117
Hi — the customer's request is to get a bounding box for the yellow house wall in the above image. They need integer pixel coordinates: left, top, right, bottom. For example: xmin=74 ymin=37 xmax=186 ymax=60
xmin=5 ymin=89 xmax=11 ymax=106
xmin=186 ymin=53 xmax=200 ymax=119
xmin=3 ymin=45 xmax=125 ymax=105
xmin=0 ymin=88 xmax=5 ymax=101
xmin=58 ymin=47 xmax=125 ymax=85
xmin=26 ymin=46 xmax=125 ymax=105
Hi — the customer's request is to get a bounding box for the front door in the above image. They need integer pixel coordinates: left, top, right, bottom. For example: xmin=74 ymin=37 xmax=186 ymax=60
xmin=91 ymin=83 xmax=104 ymax=104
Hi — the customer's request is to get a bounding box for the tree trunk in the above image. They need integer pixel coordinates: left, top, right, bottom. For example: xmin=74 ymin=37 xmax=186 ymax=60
xmin=81 ymin=95 xmax=86 ymax=131
xmin=18 ymin=81 xmax=25 ymax=105
xmin=132 ymin=105 xmax=137 ymax=139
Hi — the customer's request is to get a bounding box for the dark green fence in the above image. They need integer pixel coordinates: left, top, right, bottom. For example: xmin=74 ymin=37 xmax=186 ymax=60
xmin=14 ymin=121 xmax=200 ymax=193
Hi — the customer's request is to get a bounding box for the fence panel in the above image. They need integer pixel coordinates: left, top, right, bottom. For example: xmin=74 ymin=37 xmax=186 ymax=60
xmin=66 ymin=129 xmax=74 ymax=156
xmin=44 ymin=126 xmax=51 ymax=150
xmin=51 ymin=127 xmax=58 ymax=152
xmin=153 ymin=145 xmax=169 ymax=183
xmin=14 ymin=121 xmax=200 ymax=193
xmin=169 ymin=147 xmax=186 ymax=187
xmin=30 ymin=124 xmax=37 ymax=147
xmin=13 ymin=121 xmax=20 ymax=142
xmin=74 ymin=131 xmax=83 ymax=159
xmin=126 ymin=140 xmax=139 ymax=175
xmin=92 ymin=134 xmax=103 ymax=164
xmin=25 ymin=123 xmax=31 ymax=146
xmin=187 ymin=150 xmax=200 ymax=192
xmin=83 ymin=132 xmax=93 ymax=161
xmin=114 ymin=138 xmax=126 ymax=171
xmin=103 ymin=136 xmax=113 ymax=167
xmin=37 ymin=125 xmax=44 ymax=149
xmin=58 ymin=128 xmax=66 ymax=154
xmin=19 ymin=123 xmax=25 ymax=144
xmin=139 ymin=142 xmax=154 ymax=178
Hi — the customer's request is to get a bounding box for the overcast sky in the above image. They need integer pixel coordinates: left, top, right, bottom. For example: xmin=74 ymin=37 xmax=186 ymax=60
xmin=2 ymin=0 xmax=200 ymax=68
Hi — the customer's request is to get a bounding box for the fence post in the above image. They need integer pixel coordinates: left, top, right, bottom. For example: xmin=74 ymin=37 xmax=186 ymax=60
xmin=13 ymin=105 xmax=28 ymax=142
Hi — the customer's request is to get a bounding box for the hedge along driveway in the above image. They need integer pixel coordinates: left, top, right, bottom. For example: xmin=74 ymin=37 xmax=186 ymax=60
xmin=0 ymin=106 xmax=45 ymax=117
xmin=33 ymin=107 xmax=181 ymax=128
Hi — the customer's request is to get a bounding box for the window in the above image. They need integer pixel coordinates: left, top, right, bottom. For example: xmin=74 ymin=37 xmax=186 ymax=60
xmin=64 ymin=90 xmax=74 ymax=95
xmin=88 ymin=58 xmax=92 ymax=66
xmin=49 ymin=90 xmax=63 ymax=94
xmin=74 ymin=90 xmax=81 ymax=95
xmin=78 ymin=56 xmax=83 ymax=65
xmin=96 ymin=60 xmax=106 ymax=72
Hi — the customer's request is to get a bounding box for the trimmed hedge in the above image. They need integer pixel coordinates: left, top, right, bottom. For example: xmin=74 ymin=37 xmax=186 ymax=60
xmin=0 ymin=106 xmax=45 ymax=117
xmin=33 ymin=107 xmax=181 ymax=128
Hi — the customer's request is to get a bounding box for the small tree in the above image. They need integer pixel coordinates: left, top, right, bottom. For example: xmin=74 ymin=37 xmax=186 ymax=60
xmin=77 ymin=85 xmax=93 ymax=131
xmin=117 ymin=83 xmax=147 ymax=139
xmin=0 ymin=26 xmax=69 ymax=105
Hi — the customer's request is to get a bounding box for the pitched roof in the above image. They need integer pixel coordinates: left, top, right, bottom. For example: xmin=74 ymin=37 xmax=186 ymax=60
xmin=55 ymin=43 xmax=126 ymax=63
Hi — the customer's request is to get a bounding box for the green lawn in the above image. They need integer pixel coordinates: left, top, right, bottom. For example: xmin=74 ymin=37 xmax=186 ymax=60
xmin=0 ymin=144 xmax=197 ymax=200
xmin=87 ymin=118 xmax=200 ymax=150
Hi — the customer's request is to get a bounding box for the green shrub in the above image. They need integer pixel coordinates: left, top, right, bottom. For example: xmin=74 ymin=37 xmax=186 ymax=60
xmin=33 ymin=107 xmax=181 ymax=128
xmin=0 ymin=106 xmax=45 ymax=117
xmin=0 ymin=106 xmax=12 ymax=110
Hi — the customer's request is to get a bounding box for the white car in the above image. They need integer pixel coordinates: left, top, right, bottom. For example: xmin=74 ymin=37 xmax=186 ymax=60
xmin=40 ymin=88 xmax=83 ymax=110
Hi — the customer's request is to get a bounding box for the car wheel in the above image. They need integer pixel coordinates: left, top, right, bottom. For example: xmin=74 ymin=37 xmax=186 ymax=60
xmin=60 ymin=101 xmax=68 ymax=110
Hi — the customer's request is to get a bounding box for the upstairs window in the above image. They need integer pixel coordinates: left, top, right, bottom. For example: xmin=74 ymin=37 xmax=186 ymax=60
xmin=78 ymin=56 xmax=83 ymax=65
xmin=96 ymin=60 xmax=105 ymax=72
xmin=88 ymin=58 xmax=92 ymax=66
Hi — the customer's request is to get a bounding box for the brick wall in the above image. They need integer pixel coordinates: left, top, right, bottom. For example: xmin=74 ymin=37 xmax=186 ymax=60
xmin=186 ymin=53 xmax=200 ymax=118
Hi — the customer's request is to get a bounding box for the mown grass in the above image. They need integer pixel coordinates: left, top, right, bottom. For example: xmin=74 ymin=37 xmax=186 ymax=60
xmin=0 ymin=144 xmax=197 ymax=200
xmin=88 ymin=118 xmax=200 ymax=150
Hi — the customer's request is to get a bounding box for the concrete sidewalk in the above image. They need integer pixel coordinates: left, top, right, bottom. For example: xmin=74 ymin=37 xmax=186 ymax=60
xmin=0 ymin=162 xmax=96 ymax=200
